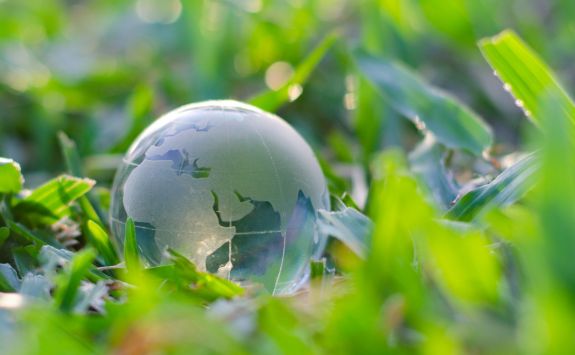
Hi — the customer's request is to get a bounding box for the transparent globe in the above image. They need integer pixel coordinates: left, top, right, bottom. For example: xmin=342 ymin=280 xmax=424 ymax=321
xmin=110 ymin=100 xmax=330 ymax=294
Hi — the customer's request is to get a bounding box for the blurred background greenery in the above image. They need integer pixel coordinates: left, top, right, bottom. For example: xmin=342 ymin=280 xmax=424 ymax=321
xmin=2 ymin=0 xmax=573 ymax=181
xmin=3 ymin=0 xmax=575 ymax=354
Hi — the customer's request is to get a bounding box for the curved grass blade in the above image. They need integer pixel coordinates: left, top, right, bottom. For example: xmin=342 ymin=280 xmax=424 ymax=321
xmin=4 ymin=219 xmax=55 ymax=246
xmin=479 ymin=30 xmax=575 ymax=126
xmin=317 ymin=207 xmax=373 ymax=258
xmin=355 ymin=53 xmax=493 ymax=155
xmin=447 ymin=153 xmax=538 ymax=221
xmin=0 ymin=158 xmax=24 ymax=194
xmin=13 ymin=175 xmax=95 ymax=225
xmin=409 ymin=134 xmax=459 ymax=209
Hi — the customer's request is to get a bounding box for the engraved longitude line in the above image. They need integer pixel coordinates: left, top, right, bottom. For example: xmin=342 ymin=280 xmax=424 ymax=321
xmin=244 ymin=112 xmax=287 ymax=295
xmin=225 ymin=104 xmax=233 ymax=280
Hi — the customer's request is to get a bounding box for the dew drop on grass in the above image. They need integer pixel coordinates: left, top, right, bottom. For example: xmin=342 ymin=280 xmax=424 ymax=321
xmin=413 ymin=115 xmax=427 ymax=131
xmin=482 ymin=148 xmax=492 ymax=161
xmin=288 ymin=84 xmax=303 ymax=102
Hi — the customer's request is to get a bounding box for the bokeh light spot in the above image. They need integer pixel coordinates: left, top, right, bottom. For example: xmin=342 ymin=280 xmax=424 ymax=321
xmin=265 ymin=61 xmax=294 ymax=91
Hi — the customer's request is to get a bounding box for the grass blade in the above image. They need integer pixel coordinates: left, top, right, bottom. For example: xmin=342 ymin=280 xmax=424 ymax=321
xmin=355 ymin=53 xmax=493 ymax=155
xmin=54 ymin=248 xmax=97 ymax=313
xmin=409 ymin=134 xmax=459 ymax=209
xmin=479 ymin=30 xmax=575 ymax=125
xmin=317 ymin=207 xmax=373 ymax=258
xmin=13 ymin=175 xmax=95 ymax=225
xmin=0 ymin=158 xmax=24 ymax=194
xmin=110 ymin=84 xmax=154 ymax=153
xmin=5 ymin=219 xmax=54 ymax=246
xmin=447 ymin=153 xmax=538 ymax=221
xmin=57 ymin=132 xmax=83 ymax=177
xmin=86 ymin=220 xmax=119 ymax=266
xmin=58 ymin=131 xmax=108 ymax=226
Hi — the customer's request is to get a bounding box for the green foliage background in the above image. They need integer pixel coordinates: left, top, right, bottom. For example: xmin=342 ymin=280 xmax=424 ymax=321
xmin=1 ymin=0 xmax=575 ymax=353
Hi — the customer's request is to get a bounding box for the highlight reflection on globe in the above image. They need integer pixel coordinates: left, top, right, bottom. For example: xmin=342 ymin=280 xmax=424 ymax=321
xmin=110 ymin=100 xmax=330 ymax=294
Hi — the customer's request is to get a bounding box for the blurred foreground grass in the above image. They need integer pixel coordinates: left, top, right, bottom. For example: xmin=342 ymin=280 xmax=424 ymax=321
xmin=2 ymin=0 xmax=575 ymax=354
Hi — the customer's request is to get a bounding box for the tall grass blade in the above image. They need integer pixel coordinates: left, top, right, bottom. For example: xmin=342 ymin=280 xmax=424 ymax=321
xmin=123 ymin=218 xmax=141 ymax=273
xmin=54 ymin=248 xmax=97 ymax=313
xmin=479 ymin=30 xmax=575 ymax=125
xmin=86 ymin=220 xmax=119 ymax=266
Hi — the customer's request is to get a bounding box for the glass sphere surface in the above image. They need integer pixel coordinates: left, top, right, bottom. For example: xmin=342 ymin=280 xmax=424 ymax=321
xmin=110 ymin=100 xmax=330 ymax=294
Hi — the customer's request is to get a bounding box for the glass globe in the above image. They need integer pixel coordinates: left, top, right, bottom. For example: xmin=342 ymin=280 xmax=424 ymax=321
xmin=110 ymin=100 xmax=330 ymax=294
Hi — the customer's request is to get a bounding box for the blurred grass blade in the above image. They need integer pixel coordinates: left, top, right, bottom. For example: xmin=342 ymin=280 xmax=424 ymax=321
xmin=0 ymin=227 xmax=9 ymax=248
xmin=39 ymin=245 xmax=110 ymax=282
xmin=479 ymin=30 xmax=575 ymax=125
xmin=110 ymin=84 xmax=154 ymax=153
xmin=0 ymin=158 xmax=24 ymax=194
xmin=58 ymin=131 xmax=107 ymax=225
xmin=447 ymin=153 xmax=538 ymax=221
xmin=409 ymin=134 xmax=459 ymax=209
xmin=426 ymin=228 xmax=502 ymax=304
xmin=249 ymin=33 xmax=338 ymax=112
xmin=317 ymin=207 xmax=373 ymax=258
xmin=353 ymin=77 xmax=386 ymax=156
xmin=355 ymin=53 xmax=493 ymax=155
xmin=367 ymin=150 xmax=431 ymax=304
xmin=5 ymin=219 xmax=53 ymax=246
xmin=124 ymin=217 xmax=141 ymax=272
xmin=57 ymin=132 xmax=83 ymax=177
xmin=538 ymin=95 xmax=575 ymax=290
xmin=0 ymin=264 xmax=20 ymax=292
xmin=86 ymin=220 xmax=119 ymax=266
xmin=54 ymin=248 xmax=97 ymax=313
xmin=354 ymin=77 xmax=402 ymax=157
xmin=13 ymin=175 xmax=95 ymax=225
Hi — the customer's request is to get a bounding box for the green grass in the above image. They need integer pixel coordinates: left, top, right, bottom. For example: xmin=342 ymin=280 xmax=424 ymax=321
xmin=2 ymin=0 xmax=575 ymax=353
